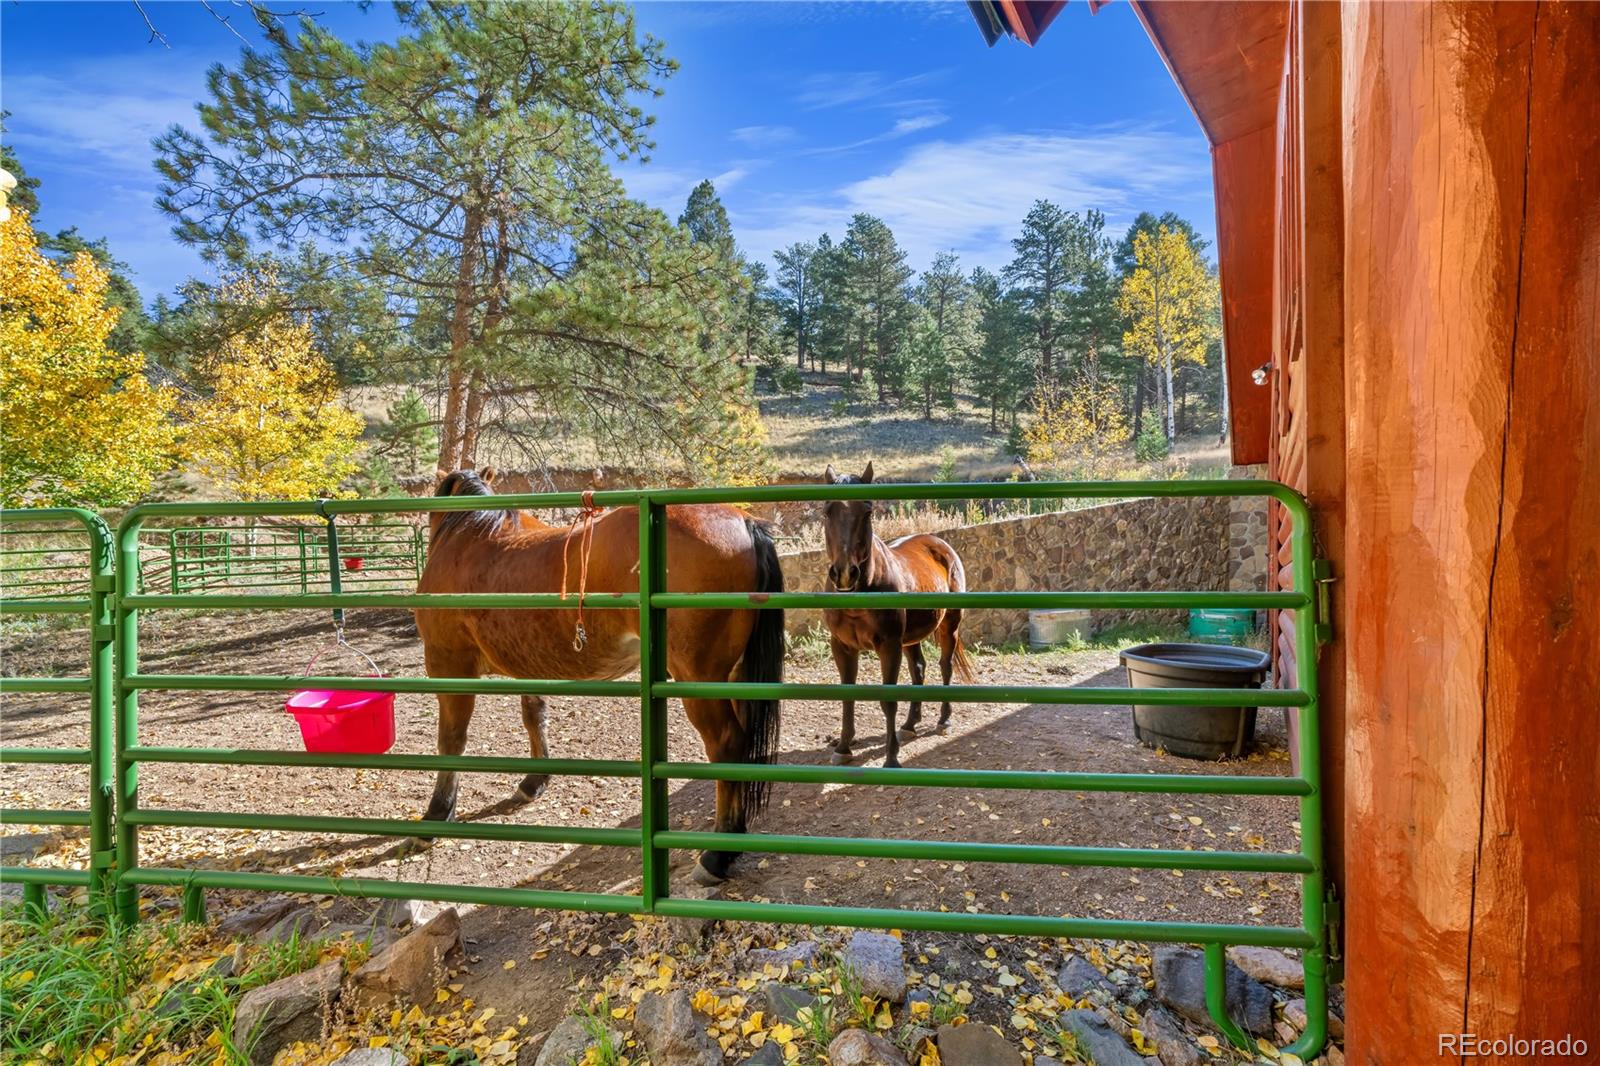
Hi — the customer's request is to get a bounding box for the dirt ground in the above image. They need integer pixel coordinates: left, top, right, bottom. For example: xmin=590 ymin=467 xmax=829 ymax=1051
xmin=2 ymin=608 xmax=1304 ymax=1040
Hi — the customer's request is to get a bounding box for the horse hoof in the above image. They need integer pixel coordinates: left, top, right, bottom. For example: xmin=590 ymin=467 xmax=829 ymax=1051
xmin=513 ymin=775 xmax=549 ymax=805
xmin=691 ymin=862 xmax=728 ymax=887
xmin=883 ymin=758 xmax=902 ymax=770
xmin=896 ymin=727 xmax=918 ymax=742
xmin=934 ymin=725 xmax=950 ymax=736
xmin=830 ymin=750 xmax=853 ymax=765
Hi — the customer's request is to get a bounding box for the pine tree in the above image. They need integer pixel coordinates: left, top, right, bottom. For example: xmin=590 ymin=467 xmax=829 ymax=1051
xmin=157 ymin=3 xmax=749 ymax=482
xmin=679 ymin=179 xmax=736 ymax=261
xmin=381 ymin=387 xmax=439 ymax=475
xmin=810 ymin=234 xmax=851 ymax=377
xmin=1004 ymin=200 xmax=1091 ymax=383
xmin=840 ymin=214 xmax=915 ymax=405
xmin=773 ymin=241 xmax=819 ymax=369
xmin=965 ymin=267 xmax=1031 ymax=430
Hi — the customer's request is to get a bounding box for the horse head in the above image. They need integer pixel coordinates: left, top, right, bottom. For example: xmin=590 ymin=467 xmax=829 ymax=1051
xmin=430 ymin=467 xmax=499 ymax=541
xmin=821 ymin=461 xmax=875 ymax=591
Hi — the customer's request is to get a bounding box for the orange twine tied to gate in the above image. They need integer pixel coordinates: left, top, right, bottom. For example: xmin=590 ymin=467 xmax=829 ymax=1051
xmin=560 ymin=490 xmax=604 ymax=652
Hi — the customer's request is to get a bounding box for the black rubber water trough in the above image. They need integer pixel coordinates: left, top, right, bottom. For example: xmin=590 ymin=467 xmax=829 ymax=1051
xmin=1118 ymin=643 xmax=1272 ymax=759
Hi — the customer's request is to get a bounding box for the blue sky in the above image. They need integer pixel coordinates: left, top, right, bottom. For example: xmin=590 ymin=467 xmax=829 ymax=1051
xmin=1 ymin=1 xmax=1214 ymax=306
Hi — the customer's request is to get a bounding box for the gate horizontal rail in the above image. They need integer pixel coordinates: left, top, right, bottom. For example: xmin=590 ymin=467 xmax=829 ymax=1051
xmin=0 ymin=479 xmax=1328 ymax=1058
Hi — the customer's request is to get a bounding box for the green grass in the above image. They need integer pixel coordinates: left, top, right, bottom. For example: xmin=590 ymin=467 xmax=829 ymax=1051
xmin=573 ymin=993 xmax=625 ymax=1066
xmin=0 ymin=903 xmax=339 ymax=1065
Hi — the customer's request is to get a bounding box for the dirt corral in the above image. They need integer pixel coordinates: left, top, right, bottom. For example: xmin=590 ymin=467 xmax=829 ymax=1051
xmin=2 ymin=608 xmax=1304 ymax=1037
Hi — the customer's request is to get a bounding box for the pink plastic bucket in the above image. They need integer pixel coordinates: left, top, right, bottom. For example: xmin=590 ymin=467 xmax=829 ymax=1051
xmin=285 ymin=687 xmax=395 ymax=754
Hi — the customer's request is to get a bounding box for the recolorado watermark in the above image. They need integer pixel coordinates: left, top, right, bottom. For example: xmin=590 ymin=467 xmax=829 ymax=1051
xmin=1439 ymin=1033 xmax=1589 ymax=1057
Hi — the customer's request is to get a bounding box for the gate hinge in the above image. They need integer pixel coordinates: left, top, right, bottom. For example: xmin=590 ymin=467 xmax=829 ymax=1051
xmin=90 ymin=848 xmax=118 ymax=870
xmin=1313 ymin=559 xmax=1336 ymax=645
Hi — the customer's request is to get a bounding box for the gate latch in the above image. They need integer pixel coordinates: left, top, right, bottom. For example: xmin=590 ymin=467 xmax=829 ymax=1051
xmin=1313 ymin=559 xmax=1335 ymax=645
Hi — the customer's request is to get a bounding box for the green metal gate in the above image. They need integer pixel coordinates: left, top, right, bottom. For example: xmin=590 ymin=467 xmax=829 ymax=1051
xmin=0 ymin=508 xmax=117 ymax=915
xmin=2 ymin=481 xmax=1330 ymax=1058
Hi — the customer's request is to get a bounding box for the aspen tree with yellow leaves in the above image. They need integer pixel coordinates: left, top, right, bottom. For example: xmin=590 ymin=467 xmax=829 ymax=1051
xmin=1116 ymin=225 xmax=1220 ymax=444
xmin=182 ymin=274 xmax=363 ymax=500
xmin=0 ymin=209 xmax=176 ymax=506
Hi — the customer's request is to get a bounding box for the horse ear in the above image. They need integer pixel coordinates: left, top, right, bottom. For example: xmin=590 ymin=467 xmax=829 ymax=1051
xmin=860 ymin=461 xmax=874 ymax=484
xmin=479 ymin=466 xmax=497 ymax=485
xmin=824 ymin=464 xmax=837 ymax=484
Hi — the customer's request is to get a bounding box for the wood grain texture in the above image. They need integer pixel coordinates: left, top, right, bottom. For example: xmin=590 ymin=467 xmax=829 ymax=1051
xmin=1212 ymin=125 xmax=1277 ymax=465
xmin=1132 ymin=0 xmax=1288 ymax=144
xmin=1341 ymin=2 xmax=1600 ymax=1058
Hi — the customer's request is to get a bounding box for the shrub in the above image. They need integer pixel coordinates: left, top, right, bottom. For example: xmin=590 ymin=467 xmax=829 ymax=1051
xmin=1134 ymin=424 xmax=1170 ymax=462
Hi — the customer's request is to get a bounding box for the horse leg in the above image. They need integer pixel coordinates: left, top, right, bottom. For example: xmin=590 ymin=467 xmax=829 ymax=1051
xmin=683 ymin=696 xmax=748 ymax=885
xmin=898 ymin=642 xmax=926 ymax=742
xmin=876 ymin=638 xmax=905 ymax=768
xmin=830 ymin=639 xmax=860 ymax=765
xmin=511 ymin=694 xmax=550 ymax=805
xmin=935 ymin=611 xmax=961 ymax=734
xmin=423 ymin=691 xmax=476 ymax=824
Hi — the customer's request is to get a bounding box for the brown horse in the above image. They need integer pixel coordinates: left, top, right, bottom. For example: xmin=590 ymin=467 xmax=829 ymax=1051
xmin=414 ymin=469 xmax=785 ymax=885
xmin=819 ymin=462 xmax=973 ymax=768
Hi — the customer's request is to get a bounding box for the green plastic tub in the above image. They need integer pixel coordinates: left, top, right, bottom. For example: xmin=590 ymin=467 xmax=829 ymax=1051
xmin=1188 ymin=607 xmax=1257 ymax=640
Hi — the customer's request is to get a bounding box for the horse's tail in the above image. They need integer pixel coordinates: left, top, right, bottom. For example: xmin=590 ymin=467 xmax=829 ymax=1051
xmin=946 ymin=549 xmax=976 ymax=684
xmin=738 ymin=518 xmax=785 ymax=817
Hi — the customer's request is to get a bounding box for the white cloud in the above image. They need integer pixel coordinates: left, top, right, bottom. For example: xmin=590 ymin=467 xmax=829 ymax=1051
xmin=794 ymin=69 xmax=948 ymax=111
xmin=732 ymin=125 xmax=798 ymax=148
xmin=810 ymin=112 xmax=951 ymax=155
xmin=733 ymin=125 xmax=1213 ymax=270
xmin=3 ymin=61 xmax=209 ymax=176
xmin=711 ymin=167 xmax=750 ymax=191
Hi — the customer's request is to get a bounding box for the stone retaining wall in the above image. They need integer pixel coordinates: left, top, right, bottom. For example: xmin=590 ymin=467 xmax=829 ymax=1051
xmin=777 ymin=495 xmax=1235 ymax=646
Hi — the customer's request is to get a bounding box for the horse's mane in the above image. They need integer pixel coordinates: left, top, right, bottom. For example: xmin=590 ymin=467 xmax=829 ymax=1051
xmin=432 ymin=469 xmax=509 ymax=541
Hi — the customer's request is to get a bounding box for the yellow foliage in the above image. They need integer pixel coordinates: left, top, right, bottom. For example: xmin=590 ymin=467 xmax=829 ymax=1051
xmin=0 ymin=210 xmax=177 ymax=506
xmin=693 ymin=394 xmax=775 ymax=488
xmin=1023 ymin=375 xmax=1130 ymax=478
xmin=182 ymin=274 xmax=363 ymax=500
xmin=1116 ymin=226 xmax=1215 ymax=372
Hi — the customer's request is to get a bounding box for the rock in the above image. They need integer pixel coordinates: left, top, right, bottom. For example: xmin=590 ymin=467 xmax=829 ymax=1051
xmin=347 ymin=908 xmax=462 ymax=1014
xmin=256 ymin=907 xmax=322 ymax=944
xmin=827 ymin=1028 xmax=908 ymax=1066
xmin=843 ymin=931 xmax=906 ymax=1003
xmin=1151 ymin=947 xmax=1273 ymax=1036
xmin=331 ymin=1051 xmax=410 ymax=1066
xmin=1284 ymin=998 xmax=1345 ymax=1041
xmin=1139 ymin=1007 xmax=1205 ymax=1066
xmin=535 ymin=1015 xmax=619 ymax=1066
xmin=367 ymin=898 xmax=445 ymax=928
xmin=742 ymin=1044 xmax=787 ymax=1066
xmin=1226 ymin=947 xmax=1305 ymax=990
xmin=1058 ymin=1010 xmax=1147 ymax=1066
xmin=232 ymin=959 xmax=342 ymax=1066
xmin=1033 ymin=1058 xmax=1062 ymax=1066
xmin=1097 ymin=1006 xmax=1134 ymax=1038
xmin=319 ymin=922 xmax=397 ymax=953
xmin=218 ymin=896 xmax=298 ymax=938
xmin=749 ymin=940 xmax=820 ymax=971
xmin=758 ymin=982 xmax=818 ymax=1024
xmin=0 ymin=832 xmax=53 ymax=863
xmin=634 ymin=990 xmax=722 ymax=1066
xmin=666 ymin=885 xmax=723 ymax=948
xmin=936 ymin=1023 xmax=1023 ymax=1066
xmin=905 ymin=987 xmax=935 ymax=1010
xmin=1058 ymin=955 xmax=1117 ymax=1000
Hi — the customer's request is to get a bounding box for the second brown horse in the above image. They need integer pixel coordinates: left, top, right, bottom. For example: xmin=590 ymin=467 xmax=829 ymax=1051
xmin=414 ymin=469 xmax=784 ymax=885
xmin=820 ymin=462 xmax=973 ymax=767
